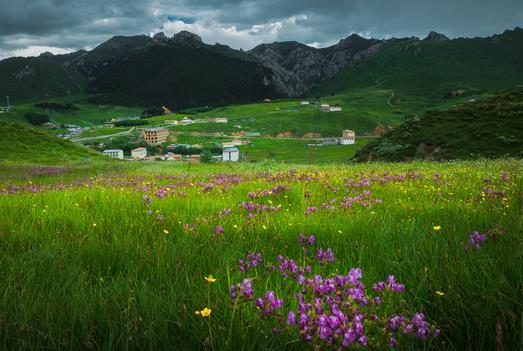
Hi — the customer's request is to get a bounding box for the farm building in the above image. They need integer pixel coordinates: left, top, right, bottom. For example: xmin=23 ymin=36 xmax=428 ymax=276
xmin=340 ymin=130 xmax=356 ymax=145
xmin=103 ymin=149 xmax=124 ymax=159
xmin=320 ymin=104 xmax=330 ymax=112
xmin=180 ymin=117 xmax=194 ymax=125
xmin=223 ymin=147 xmax=239 ymax=162
xmin=330 ymin=105 xmax=342 ymax=112
xmin=143 ymin=128 xmax=169 ymax=145
xmin=164 ymin=120 xmax=179 ymax=125
xmin=163 ymin=153 xmax=182 ymax=161
xmin=245 ymin=131 xmax=261 ymax=137
xmin=131 ymin=147 xmax=147 ymax=160
xmin=213 ymin=117 xmax=228 ymax=123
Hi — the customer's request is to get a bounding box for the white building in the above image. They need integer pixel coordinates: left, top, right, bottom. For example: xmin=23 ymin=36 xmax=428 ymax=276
xmin=131 ymin=147 xmax=147 ymax=160
xmin=330 ymin=106 xmax=342 ymax=112
xmin=340 ymin=130 xmax=356 ymax=145
xmin=320 ymin=104 xmax=330 ymax=112
xmin=165 ymin=120 xmax=179 ymax=125
xmin=180 ymin=117 xmax=194 ymax=125
xmin=300 ymin=101 xmax=310 ymax=105
xmin=103 ymin=149 xmax=124 ymax=159
xmin=213 ymin=117 xmax=228 ymax=123
xmin=223 ymin=147 xmax=239 ymax=162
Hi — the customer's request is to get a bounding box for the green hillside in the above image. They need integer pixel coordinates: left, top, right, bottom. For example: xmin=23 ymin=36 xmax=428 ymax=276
xmin=87 ymin=44 xmax=278 ymax=109
xmin=318 ymin=27 xmax=523 ymax=98
xmin=0 ymin=122 xmax=103 ymax=164
xmin=0 ymin=57 xmax=85 ymax=103
xmin=354 ymin=88 xmax=523 ymax=161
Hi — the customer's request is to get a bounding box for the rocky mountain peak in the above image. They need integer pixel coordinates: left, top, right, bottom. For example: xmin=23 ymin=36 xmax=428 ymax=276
xmin=153 ymin=32 xmax=168 ymax=40
xmin=424 ymin=31 xmax=450 ymax=41
xmin=39 ymin=51 xmax=54 ymax=58
xmin=172 ymin=31 xmax=202 ymax=43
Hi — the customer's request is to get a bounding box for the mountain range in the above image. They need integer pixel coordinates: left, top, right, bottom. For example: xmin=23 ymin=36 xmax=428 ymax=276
xmin=1 ymin=27 xmax=522 ymax=109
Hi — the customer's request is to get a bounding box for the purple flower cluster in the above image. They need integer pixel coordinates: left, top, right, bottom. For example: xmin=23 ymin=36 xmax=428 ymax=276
xmin=230 ymin=278 xmax=254 ymax=301
xmin=305 ymin=206 xmax=318 ymax=216
xmin=213 ymin=225 xmax=224 ymax=235
xmin=142 ymin=195 xmax=153 ymax=205
xmin=239 ymin=252 xmax=263 ymax=272
xmin=155 ymin=187 xmax=168 ymax=198
xmin=388 ymin=312 xmax=440 ymax=341
xmin=248 ymin=184 xmax=290 ymax=199
xmin=255 ymin=291 xmax=283 ymax=316
xmin=298 ymin=234 xmax=315 ymax=254
xmin=277 ymin=255 xmax=312 ymax=280
xmin=229 ymin=241 xmax=440 ymax=349
xmin=239 ymin=201 xmax=281 ymax=214
xmin=198 ymin=182 xmax=215 ymax=192
xmin=219 ymin=208 xmax=232 ymax=217
xmin=315 ymin=248 xmax=335 ymax=265
xmin=467 ymin=231 xmax=487 ymax=250
xmin=340 ymin=190 xmax=382 ymax=209
xmin=373 ymin=275 xmax=405 ymax=293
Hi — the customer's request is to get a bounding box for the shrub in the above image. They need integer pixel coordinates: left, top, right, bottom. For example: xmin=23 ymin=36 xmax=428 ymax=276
xmin=25 ymin=112 xmax=50 ymax=125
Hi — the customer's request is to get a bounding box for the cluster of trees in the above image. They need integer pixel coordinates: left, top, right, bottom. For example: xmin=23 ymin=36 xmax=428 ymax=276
xmin=25 ymin=112 xmax=50 ymax=125
xmin=114 ymin=119 xmax=150 ymax=127
xmin=140 ymin=107 xmax=164 ymax=118
xmin=34 ymin=102 xmax=79 ymax=111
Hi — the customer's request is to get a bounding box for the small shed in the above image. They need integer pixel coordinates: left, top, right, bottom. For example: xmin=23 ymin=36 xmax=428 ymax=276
xmin=223 ymin=147 xmax=239 ymax=162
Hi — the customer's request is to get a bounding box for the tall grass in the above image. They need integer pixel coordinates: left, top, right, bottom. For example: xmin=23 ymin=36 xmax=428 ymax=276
xmin=0 ymin=159 xmax=521 ymax=350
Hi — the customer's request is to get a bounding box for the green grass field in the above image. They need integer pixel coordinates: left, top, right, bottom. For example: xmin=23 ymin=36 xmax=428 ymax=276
xmin=0 ymin=159 xmax=521 ymax=350
xmin=0 ymin=95 xmax=141 ymax=128
xmin=148 ymin=89 xmax=435 ymax=137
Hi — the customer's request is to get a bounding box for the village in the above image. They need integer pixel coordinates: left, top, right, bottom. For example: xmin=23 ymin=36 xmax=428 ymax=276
xmin=99 ymin=100 xmax=355 ymax=162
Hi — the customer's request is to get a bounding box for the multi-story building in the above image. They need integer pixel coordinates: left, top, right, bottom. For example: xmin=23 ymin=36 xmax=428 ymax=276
xmin=103 ymin=149 xmax=124 ymax=159
xmin=143 ymin=128 xmax=169 ymax=145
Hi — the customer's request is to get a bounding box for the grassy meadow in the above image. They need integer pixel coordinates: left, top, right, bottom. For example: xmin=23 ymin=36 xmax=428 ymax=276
xmin=0 ymin=159 xmax=521 ymax=350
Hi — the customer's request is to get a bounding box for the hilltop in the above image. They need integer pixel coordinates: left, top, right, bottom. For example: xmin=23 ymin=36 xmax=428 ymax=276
xmin=317 ymin=27 xmax=523 ymax=98
xmin=354 ymin=88 xmax=523 ymax=161
xmin=0 ymin=122 xmax=103 ymax=164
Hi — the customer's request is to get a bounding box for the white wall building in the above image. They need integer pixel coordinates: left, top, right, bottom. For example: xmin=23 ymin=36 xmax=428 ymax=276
xmin=223 ymin=147 xmax=239 ymax=162
xmin=103 ymin=149 xmax=124 ymax=159
xmin=300 ymin=101 xmax=310 ymax=105
xmin=131 ymin=147 xmax=147 ymax=160
xmin=340 ymin=130 xmax=356 ymax=145
xmin=320 ymin=104 xmax=330 ymax=111
xmin=180 ymin=117 xmax=194 ymax=125
xmin=330 ymin=106 xmax=342 ymax=112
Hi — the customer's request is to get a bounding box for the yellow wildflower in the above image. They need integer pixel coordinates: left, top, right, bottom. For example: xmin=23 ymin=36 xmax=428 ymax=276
xmin=433 ymin=225 xmax=441 ymax=231
xmin=435 ymin=291 xmax=445 ymax=296
xmin=195 ymin=307 xmax=211 ymax=317
xmin=163 ymin=229 xmax=169 ymax=234
xmin=205 ymin=275 xmax=217 ymax=283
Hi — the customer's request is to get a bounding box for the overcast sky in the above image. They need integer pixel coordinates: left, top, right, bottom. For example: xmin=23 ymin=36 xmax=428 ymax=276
xmin=0 ymin=0 xmax=522 ymax=59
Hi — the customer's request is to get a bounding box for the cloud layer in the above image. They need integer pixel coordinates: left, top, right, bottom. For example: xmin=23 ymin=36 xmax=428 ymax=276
xmin=1 ymin=0 xmax=522 ymax=59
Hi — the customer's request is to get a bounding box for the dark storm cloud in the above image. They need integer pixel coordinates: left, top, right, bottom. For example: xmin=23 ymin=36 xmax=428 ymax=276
xmin=0 ymin=0 xmax=522 ymax=58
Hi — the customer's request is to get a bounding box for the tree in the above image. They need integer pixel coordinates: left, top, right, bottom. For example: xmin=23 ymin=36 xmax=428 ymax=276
xmin=200 ymin=149 xmax=214 ymax=163
xmin=25 ymin=112 xmax=50 ymax=125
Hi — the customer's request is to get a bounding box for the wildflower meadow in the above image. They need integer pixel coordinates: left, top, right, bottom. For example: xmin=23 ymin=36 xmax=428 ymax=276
xmin=0 ymin=160 xmax=521 ymax=350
